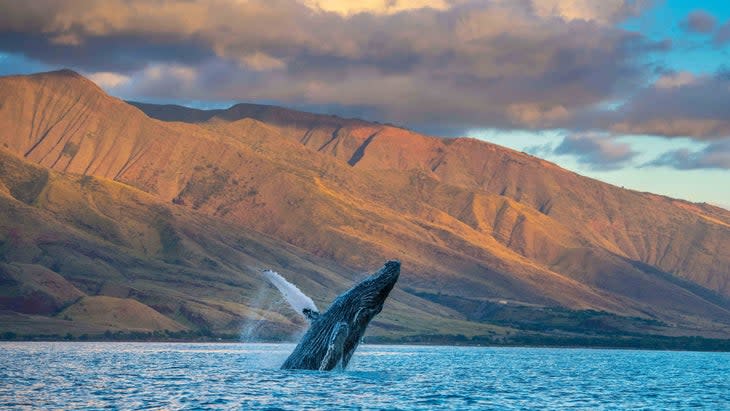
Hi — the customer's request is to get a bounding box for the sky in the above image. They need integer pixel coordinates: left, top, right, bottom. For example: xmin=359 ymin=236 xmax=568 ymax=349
xmin=0 ymin=0 xmax=729 ymax=208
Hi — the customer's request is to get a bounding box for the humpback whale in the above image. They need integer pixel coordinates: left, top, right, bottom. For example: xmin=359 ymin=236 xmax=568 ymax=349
xmin=266 ymin=260 xmax=400 ymax=371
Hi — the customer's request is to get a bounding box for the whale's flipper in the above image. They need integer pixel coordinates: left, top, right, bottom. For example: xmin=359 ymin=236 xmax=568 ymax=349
xmin=262 ymin=270 xmax=318 ymax=320
xmin=319 ymin=322 xmax=349 ymax=371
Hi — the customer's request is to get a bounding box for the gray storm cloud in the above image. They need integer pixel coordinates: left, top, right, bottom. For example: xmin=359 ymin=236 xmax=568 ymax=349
xmin=605 ymin=71 xmax=730 ymax=140
xmin=0 ymin=0 xmax=666 ymax=136
xmin=3 ymin=0 xmax=728 ymax=145
xmin=645 ymin=139 xmax=730 ymax=170
xmin=680 ymin=10 xmax=717 ymax=34
xmin=553 ymin=134 xmax=638 ymax=170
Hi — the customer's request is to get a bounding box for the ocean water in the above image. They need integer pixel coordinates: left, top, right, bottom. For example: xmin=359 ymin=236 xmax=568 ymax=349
xmin=1 ymin=343 xmax=728 ymax=410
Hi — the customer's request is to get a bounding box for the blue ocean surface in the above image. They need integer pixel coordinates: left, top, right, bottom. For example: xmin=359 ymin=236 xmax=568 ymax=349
xmin=1 ymin=342 xmax=729 ymax=410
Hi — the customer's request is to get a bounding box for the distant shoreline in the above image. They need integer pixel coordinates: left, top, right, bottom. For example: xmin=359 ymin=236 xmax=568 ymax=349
xmin=3 ymin=332 xmax=730 ymax=352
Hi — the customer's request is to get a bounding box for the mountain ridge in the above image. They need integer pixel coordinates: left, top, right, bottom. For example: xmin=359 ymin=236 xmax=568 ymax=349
xmin=130 ymin=92 xmax=728 ymax=217
xmin=1 ymin=69 xmax=730 ymax=343
xmin=127 ymin=79 xmax=730 ymax=298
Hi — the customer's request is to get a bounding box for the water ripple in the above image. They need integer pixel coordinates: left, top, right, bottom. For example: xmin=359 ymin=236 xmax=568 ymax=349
xmin=1 ymin=343 xmax=729 ymax=410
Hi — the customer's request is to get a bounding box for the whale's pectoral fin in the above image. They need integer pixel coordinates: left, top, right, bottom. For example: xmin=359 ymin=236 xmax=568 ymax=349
xmin=319 ymin=322 xmax=349 ymax=371
xmin=302 ymin=308 xmax=320 ymax=321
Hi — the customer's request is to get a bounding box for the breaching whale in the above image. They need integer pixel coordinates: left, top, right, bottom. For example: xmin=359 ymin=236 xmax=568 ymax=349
xmin=264 ymin=260 xmax=400 ymax=371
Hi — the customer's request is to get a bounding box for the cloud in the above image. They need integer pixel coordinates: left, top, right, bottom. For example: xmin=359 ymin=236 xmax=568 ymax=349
xmin=238 ymin=52 xmax=286 ymax=71
xmin=644 ymin=139 xmax=730 ymax=170
xmin=86 ymin=71 xmax=131 ymax=89
xmin=530 ymin=0 xmax=649 ymax=24
xmin=121 ymin=63 xmax=201 ymax=98
xmin=654 ymin=71 xmax=696 ymax=89
xmin=680 ymin=10 xmax=717 ymax=34
xmin=715 ymin=20 xmax=730 ymax=45
xmin=606 ymin=70 xmax=730 ymax=139
xmin=300 ymin=0 xmax=453 ymax=15
xmin=507 ymin=104 xmax=570 ymax=128
xmin=553 ymin=134 xmax=637 ymax=170
xmin=0 ymin=0 xmax=664 ymax=135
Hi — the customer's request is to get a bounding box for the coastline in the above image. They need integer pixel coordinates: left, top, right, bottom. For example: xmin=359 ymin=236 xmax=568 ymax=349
xmin=3 ymin=331 xmax=730 ymax=352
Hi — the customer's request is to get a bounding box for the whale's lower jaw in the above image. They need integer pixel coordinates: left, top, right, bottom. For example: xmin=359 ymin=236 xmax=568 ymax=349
xmin=281 ymin=260 xmax=400 ymax=371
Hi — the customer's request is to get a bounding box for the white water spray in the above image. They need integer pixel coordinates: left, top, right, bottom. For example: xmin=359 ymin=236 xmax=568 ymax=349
xmin=240 ymin=277 xmax=292 ymax=343
xmin=262 ymin=270 xmax=318 ymax=319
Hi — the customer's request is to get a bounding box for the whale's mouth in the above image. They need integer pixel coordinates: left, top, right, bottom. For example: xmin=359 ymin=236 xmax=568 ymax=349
xmin=360 ymin=259 xmax=399 ymax=293
xmin=380 ymin=260 xmax=401 ymax=280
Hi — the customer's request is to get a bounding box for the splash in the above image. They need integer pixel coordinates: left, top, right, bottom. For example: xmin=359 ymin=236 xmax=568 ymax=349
xmin=239 ymin=281 xmax=281 ymax=342
xmin=239 ymin=269 xmax=317 ymax=342
xmin=262 ymin=270 xmax=318 ymax=319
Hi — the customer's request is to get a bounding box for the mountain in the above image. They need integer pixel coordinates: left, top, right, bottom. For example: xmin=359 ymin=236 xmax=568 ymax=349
xmin=1 ymin=70 xmax=730 ymax=346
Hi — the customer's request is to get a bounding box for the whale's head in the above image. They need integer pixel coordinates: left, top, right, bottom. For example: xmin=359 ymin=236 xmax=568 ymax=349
xmin=347 ymin=259 xmax=400 ymax=317
xmin=328 ymin=260 xmax=400 ymax=365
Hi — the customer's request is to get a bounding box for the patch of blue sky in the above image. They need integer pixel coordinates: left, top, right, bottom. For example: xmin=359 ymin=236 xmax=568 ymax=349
xmin=623 ymin=0 xmax=730 ymax=75
xmin=126 ymin=95 xmax=239 ymax=111
xmin=585 ymin=163 xmax=730 ymax=210
xmin=0 ymin=52 xmax=54 ymax=76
